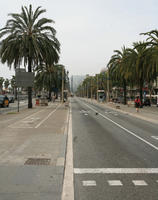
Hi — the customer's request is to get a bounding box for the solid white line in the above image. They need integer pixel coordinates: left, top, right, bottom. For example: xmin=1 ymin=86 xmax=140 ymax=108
xmin=74 ymin=168 xmax=158 ymax=174
xmin=108 ymin=180 xmax=123 ymax=186
xmin=35 ymin=104 xmax=61 ymax=128
xmin=62 ymin=101 xmax=74 ymax=200
xmin=132 ymin=180 xmax=148 ymax=186
xmin=82 ymin=180 xmax=96 ymax=186
xmin=82 ymin=101 xmax=158 ymax=151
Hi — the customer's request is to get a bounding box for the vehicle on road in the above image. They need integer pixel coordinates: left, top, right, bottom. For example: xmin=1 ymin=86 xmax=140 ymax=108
xmin=0 ymin=95 xmax=9 ymax=107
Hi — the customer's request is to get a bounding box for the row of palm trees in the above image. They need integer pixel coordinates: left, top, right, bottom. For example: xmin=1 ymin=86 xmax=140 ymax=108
xmin=0 ymin=4 xmax=67 ymax=108
xmin=35 ymin=64 xmax=69 ymax=100
xmin=77 ymin=31 xmax=158 ymax=104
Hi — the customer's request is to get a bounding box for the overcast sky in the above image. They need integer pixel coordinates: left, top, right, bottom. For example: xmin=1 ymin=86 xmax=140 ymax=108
xmin=0 ymin=0 xmax=158 ymax=79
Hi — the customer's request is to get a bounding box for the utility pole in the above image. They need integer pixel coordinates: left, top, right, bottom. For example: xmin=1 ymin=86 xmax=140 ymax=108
xmin=62 ymin=67 xmax=64 ymax=103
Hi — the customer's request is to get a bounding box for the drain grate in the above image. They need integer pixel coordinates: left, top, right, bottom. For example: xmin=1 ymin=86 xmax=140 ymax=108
xmin=24 ymin=158 xmax=51 ymax=165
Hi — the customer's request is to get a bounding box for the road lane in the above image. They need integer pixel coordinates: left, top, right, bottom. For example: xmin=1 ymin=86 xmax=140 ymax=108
xmin=72 ymin=97 xmax=158 ymax=200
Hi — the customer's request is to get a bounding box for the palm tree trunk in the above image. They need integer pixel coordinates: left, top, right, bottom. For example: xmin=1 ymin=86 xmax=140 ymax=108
xmin=123 ymin=79 xmax=127 ymax=105
xmin=28 ymin=57 xmax=32 ymax=108
xmin=139 ymin=80 xmax=143 ymax=105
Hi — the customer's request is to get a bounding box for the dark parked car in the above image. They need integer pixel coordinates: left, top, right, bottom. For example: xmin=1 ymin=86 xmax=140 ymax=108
xmin=143 ymin=98 xmax=151 ymax=106
xmin=0 ymin=95 xmax=9 ymax=107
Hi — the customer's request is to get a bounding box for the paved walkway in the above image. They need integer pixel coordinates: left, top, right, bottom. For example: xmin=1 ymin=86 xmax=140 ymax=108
xmin=84 ymin=98 xmax=158 ymax=125
xmin=0 ymin=100 xmax=69 ymax=200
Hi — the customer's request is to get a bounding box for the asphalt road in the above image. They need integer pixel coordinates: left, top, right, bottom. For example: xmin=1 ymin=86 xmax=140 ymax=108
xmin=72 ymin=97 xmax=158 ymax=200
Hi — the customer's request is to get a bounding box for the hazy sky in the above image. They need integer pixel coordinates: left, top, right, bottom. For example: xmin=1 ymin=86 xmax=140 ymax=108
xmin=0 ymin=0 xmax=158 ymax=79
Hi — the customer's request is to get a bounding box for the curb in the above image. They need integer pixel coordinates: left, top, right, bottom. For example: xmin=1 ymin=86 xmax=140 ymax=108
xmin=61 ymin=100 xmax=74 ymax=200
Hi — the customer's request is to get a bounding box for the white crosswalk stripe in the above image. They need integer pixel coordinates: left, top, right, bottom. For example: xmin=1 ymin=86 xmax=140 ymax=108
xmin=132 ymin=180 xmax=148 ymax=186
xmin=108 ymin=180 xmax=123 ymax=186
xmin=80 ymin=179 xmax=158 ymax=187
xmin=82 ymin=180 xmax=96 ymax=186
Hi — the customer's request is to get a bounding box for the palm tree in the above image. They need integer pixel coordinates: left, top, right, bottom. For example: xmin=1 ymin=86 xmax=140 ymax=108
xmin=10 ymin=75 xmax=17 ymax=98
xmin=140 ymin=30 xmax=158 ymax=84
xmin=0 ymin=4 xmax=60 ymax=108
xmin=4 ymin=79 xmax=10 ymax=90
xmin=127 ymin=42 xmax=152 ymax=103
xmin=0 ymin=77 xmax=4 ymax=93
xmin=35 ymin=64 xmax=65 ymax=100
xmin=108 ymin=46 xmax=131 ymax=104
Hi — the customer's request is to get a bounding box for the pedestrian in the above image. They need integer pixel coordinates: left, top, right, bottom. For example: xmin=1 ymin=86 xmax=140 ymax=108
xmin=134 ymin=96 xmax=141 ymax=112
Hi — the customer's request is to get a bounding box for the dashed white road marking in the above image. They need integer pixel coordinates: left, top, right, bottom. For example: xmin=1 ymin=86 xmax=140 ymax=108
xmin=108 ymin=180 xmax=123 ymax=186
xmin=132 ymin=180 xmax=148 ymax=186
xmin=74 ymin=168 xmax=158 ymax=174
xmin=82 ymin=101 xmax=158 ymax=151
xmin=82 ymin=180 xmax=96 ymax=186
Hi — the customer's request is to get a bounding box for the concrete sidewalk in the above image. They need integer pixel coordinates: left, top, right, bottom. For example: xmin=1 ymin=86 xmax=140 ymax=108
xmin=0 ymin=100 xmax=70 ymax=200
xmin=84 ymin=98 xmax=158 ymax=125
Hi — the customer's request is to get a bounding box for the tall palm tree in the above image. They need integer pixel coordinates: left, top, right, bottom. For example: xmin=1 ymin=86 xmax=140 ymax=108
xmin=0 ymin=4 xmax=60 ymax=108
xmin=140 ymin=30 xmax=158 ymax=83
xmin=108 ymin=46 xmax=131 ymax=104
xmin=127 ymin=42 xmax=152 ymax=103
xmin=0 ymin=77 xmax=4 ymax=93
xmin=35 ymin=64 xmax=65 ymax=100
xmin=10 ymin=75 xmax=17 ymax=97
xmin=4 ymin=79 xmax=10 ymax=90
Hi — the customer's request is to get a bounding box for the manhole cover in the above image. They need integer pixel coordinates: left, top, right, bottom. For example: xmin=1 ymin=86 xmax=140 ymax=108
xmin=24 ymin=158 xmax=51 ymax=165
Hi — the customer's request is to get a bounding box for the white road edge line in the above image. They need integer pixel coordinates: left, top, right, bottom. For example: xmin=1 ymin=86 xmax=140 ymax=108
xmin=74 ymin=168 xmax=158 ymax=174
xmin=82 ymin=101 xmax=158 ymax=151
xmin=62 ymin=100 xmax=74 ymax=200
xmin=35 ymin=104 xmax=61 ymax=128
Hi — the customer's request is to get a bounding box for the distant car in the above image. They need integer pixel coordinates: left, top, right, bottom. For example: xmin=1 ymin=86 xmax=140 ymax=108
xmin=143 ymin=98 xmax=151 ymax=106
xmin=8 ymin=95 xmax=15 ymax=103
xmin=0 ymin=95 xmax=9 ymax=107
